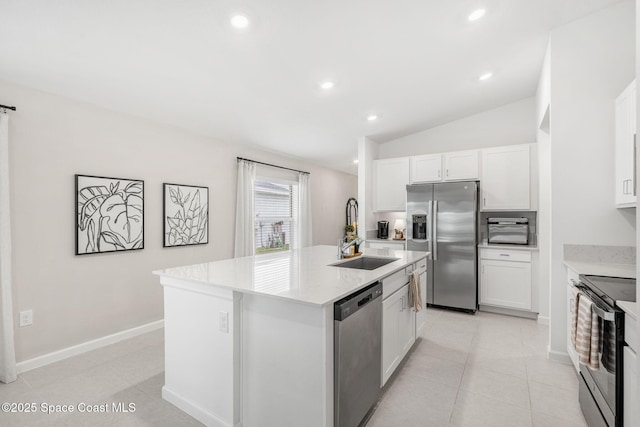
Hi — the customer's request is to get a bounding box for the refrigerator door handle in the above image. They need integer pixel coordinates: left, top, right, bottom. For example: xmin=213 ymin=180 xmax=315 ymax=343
xmin=427 ymin=200 xmax=433 ymax=255
xmin=433 ymin=200 xmax=438 ymax=260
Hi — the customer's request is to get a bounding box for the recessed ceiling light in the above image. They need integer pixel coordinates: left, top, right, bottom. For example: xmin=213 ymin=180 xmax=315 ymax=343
xmin=478 ymin=72 xmax=493 ymax=81
xmin=320 ymin=81 xmax=335 ymax=90
xmin=367 ymin=114 xmax=378 ymax=122
xmin=468 ymin=9 xmax=486 ymax=22
xmin=230 ymin=14 xmax=250 ymax=29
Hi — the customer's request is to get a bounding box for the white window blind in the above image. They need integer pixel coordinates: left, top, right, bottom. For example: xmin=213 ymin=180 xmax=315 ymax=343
xmin=254 ymin=179 xmax=299 ymax=254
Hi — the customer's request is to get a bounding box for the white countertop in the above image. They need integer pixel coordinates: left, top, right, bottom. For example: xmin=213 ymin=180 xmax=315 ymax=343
xmin=563 ymin=260 xmax=636 ymax=279
xmin=478 ymin=241 xmax=538 ymax=251
xmin=153 ymin=245 xmax=429 ymax=307
xmin=617 ymin=301 xmax=637 ymax=320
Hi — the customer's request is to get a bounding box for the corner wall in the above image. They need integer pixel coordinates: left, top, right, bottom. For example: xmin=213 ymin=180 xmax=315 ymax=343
xmin=377 ymin=97 xmax=537 ymax=159
xmin=547 ymin=0 xmax=636 ymax=358
xmin=1 ymin=80 xmax=357 ymax=362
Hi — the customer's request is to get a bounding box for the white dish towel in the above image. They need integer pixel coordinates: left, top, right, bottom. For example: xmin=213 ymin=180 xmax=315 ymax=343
xmin=409 ymin=271 xmax=423 ymax=312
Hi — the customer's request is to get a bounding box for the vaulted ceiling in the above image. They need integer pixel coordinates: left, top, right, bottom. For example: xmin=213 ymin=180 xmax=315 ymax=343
xmin=0 ymin=0 xmax=624 ymax=173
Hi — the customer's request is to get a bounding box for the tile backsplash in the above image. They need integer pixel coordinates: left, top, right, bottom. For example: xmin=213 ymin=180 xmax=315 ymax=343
xmin=564 ymin=244 xmax=636 ymax=265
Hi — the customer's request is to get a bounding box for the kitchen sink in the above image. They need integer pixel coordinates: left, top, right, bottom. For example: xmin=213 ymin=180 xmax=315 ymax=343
xmin=330 ymin=256 xmax=399 ymax=270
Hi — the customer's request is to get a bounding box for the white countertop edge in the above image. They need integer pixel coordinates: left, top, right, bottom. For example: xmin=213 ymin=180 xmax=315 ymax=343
xmin=155 ymin=267 xmax=397 ymax=308
xmin=617 ymin=301 xmax=637 ymax=320
xmin=153 ymin=246 xmax=429 ymax=307
xmin=563 ymin=260 xmax=637 ymax=279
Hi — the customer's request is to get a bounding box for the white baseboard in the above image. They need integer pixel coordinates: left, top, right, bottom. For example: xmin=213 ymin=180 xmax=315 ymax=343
xmin=16 ymin=320 xmax=164 ymax=374
xmin=547 ymin=347 xmax=571 ymax=364
xmin=537 ymin=315 xmax=549 ymax=325
xmin=163 ymin=386 xmax=231 ymax=427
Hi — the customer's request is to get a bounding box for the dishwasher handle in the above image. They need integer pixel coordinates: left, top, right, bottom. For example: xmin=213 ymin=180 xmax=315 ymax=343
xmin=358 ymin=295 xmax=372 ymax=307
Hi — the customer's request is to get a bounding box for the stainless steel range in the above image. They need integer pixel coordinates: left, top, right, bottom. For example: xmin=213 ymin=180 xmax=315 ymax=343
xmin=575 ymin=274 xmax=636 ymax=427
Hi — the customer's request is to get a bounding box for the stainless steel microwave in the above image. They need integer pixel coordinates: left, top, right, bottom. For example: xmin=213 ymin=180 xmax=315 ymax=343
xmin=487 ymin=218 xmax=529 ymax=245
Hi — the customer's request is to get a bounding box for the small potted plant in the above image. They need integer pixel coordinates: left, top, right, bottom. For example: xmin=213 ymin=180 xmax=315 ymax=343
xmin=344 ymin=224 xmax=355 ymax=238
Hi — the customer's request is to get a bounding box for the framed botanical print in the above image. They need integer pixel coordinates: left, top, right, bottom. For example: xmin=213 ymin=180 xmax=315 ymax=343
xmin=76 ymin=174 xmax=144 ymax=255
xmin=163 ymin=183 xmax=209 ymax=247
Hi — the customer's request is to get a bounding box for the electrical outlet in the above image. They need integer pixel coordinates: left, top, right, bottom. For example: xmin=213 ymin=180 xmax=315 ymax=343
xmin=219 ymin=311 xmax=229 ymax=333
xmin=19 ymin=310 xmax=33 ymax=327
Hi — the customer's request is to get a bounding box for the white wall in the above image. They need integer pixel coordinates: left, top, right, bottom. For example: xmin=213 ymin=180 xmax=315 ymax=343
xmin=357 ymin=137 xmax=379 ymax=235
xmin=635 ymin=0 xmax=640 ymax=402
xmin=377 ymin=97 xmax=537 ymax=159
xmin=546 ymin=1 xmax=636 ymax=359
xmin=1 ymin=80 xmax=357 ymax=362
xmin=536 ymin=44 xmax=551 ymax=323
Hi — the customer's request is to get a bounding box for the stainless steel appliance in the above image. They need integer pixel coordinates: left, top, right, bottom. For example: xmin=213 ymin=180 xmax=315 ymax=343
xmin=334 ymin=282 xmax=383 ymax=427
xmin=377 ymin=221 xmax=389 ymax=239
xmin=406 ymin=182 xmax=478 ymax=312
xmin=487 ymin=217 xmax=529 ymax=245
xmin=575 ymin=275 xmax=636 ymax=427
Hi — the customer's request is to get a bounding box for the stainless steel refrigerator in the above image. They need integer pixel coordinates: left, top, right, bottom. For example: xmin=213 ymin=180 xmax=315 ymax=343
xmin=406 ymin=182 xmax=478 ymax=312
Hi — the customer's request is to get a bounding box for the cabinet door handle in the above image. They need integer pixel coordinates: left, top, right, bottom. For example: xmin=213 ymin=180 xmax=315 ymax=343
xmin=499 ymin=254 xmax=510 ymax=257
xmin=446 ymin=169 xmax=449 ymax=177
xmin=483 ymin=197 xmax=486 ymax=208
xmin=438 ymin=169 xmax=441 ymax=178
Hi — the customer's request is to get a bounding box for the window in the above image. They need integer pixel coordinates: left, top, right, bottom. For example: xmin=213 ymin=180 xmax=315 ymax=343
xmin=254 ymin=179 xmax=298 ymax=254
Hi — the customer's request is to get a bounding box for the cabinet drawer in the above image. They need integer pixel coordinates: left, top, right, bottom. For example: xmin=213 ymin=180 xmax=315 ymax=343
xmin=626 ymin=313 xmax=638 ymax=352
xmin=382 ymin=269 xmax=409 ymax=299
xmin=414 ymin=258 xmax=427 ymax=275
xmin=480 ymin=249 xmax=531 ymax=263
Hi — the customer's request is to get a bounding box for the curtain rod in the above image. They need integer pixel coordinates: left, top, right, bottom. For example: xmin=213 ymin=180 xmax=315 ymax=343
xmin=236 ymin=157 xmax=310 ymax=175
xmin=0 ymin=104 xmax=16 ymax=111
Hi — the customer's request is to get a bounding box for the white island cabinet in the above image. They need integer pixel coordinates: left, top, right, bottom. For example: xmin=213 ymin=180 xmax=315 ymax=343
xmin=154 ymin=245 xmax=428 ymax=427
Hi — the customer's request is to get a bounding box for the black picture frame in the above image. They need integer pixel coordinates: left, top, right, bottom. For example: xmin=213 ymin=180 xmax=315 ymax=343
xmin=163 ymin=183 xmax=209 ymax=247
xmin=75 ymin=174 xmax=145 ymax=255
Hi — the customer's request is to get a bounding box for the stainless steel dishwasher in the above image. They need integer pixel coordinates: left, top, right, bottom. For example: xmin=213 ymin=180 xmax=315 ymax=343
xmin=334 ymin=281 xmax=383 ymax=427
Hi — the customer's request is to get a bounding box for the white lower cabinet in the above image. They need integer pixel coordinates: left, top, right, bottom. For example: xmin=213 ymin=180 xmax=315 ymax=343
xmin=414 ymin=261 xmax=428 ymax=337
xmin=624 ymin=310 xmax=638 ymax=427
xmin=624 ymin=346 xmax=637 ymax=426
xmin=566 ymin=267 xmax=580 ymax=372
xmin=479 ymin=249 xmax=532 ymax=311
xmin=381 ymin=283 xmax=415 ymax=386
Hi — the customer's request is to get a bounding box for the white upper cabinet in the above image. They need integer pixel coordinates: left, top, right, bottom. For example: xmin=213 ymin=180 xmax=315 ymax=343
xmin=443 ymin=150 xmax=479 ymax=181
xmin=410 ymin=150 xmax=479 ymax=183
xmin=374 ymin=157 xmax=410 ymax=211
xmin=615 ymin=80 xmax=636 ymax=208
xmin=481 ymin=145 xmax=531 ymax=210
xmin=410 ymin=154 xmax=442 ymax=183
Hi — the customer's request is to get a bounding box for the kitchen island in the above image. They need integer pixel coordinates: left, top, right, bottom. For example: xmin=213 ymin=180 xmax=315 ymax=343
xmin=153 ymin=245 xmax=428 ymax=427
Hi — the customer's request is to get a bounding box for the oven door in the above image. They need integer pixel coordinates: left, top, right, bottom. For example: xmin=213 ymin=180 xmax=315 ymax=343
xmin=577 ymin=294 xmax=623 ymax=427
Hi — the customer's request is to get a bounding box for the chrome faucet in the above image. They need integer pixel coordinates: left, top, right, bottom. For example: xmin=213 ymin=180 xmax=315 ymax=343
xmin=337 ymin=237 xmax=365 ymax=259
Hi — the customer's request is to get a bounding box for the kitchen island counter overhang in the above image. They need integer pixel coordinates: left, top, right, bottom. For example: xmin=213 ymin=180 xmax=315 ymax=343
xmin=153 ymin=245 xmax=428 ymax=427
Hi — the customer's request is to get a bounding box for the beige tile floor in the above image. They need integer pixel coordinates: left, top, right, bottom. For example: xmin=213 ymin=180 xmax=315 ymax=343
xmin=368 ymin=308 xmax=588 ymax=427
xmin=0 ymin=308 xmax=587 ymax=426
